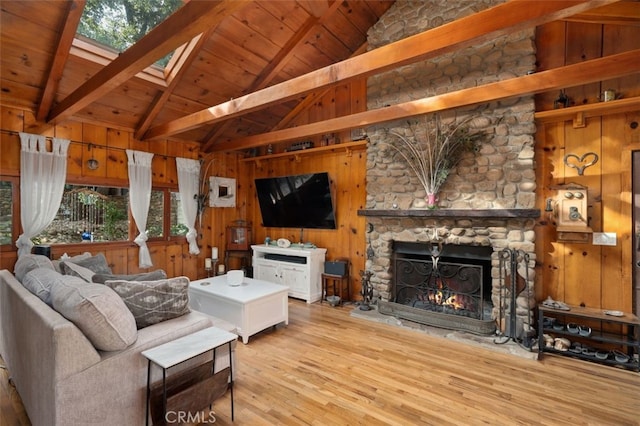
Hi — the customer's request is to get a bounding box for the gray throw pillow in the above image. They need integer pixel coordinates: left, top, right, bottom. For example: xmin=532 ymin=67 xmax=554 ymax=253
xmin=60 ymin=261 xmax=95 ymax=283
xmin=105 ymin=277 xmax=191 ymax=329
xmin=50 ymin=275 xmax=137 ymax=351
xmin=14 ymin=254 xmax=55 ymax=282
xmin=22 ymin=267 xmax=65 ymax=306
xmin=92 ymin=269 xmax=167 ymax=284
xmin=67 ymin=253 xmax=112 ymax=274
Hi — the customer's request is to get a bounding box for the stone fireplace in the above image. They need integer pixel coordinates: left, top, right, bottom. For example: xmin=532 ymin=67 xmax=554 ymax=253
xmin=360 ymin=211 xmax=538 ymax=336
xmin=360 ymin=1 xmax=539 ymax=337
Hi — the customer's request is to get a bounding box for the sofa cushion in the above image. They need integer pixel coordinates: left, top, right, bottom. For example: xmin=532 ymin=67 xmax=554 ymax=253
xmin=50 ymin=276 xmax=137 ymax=351
xmin=21 ymin=267 xmax=65 ymax=306
xmin=92 ymin=269 xmax=167 ymax=284
xmin=105 ymin=277 xmax=191 ymax=329
xmin=61 ymin=252 xmax=111 ymax=273
xmin=60 ymin=261 xmax=96 ymax=282
xmin=53 ymin=251 xmax=92 ymax=273
xmin=14 ymin=254 xmax=55 ymax=282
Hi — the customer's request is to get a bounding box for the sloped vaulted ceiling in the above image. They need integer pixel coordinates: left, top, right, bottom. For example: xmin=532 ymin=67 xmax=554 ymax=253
xmin=1 ymin=1 xmax=639 ymax=153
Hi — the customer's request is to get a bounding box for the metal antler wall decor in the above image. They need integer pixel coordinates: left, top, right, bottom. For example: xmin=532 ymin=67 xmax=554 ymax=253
xmin=563 ymin=152 xmax=598 ymax=176
xmin=196 ymin=158 xmax=214 ymax=232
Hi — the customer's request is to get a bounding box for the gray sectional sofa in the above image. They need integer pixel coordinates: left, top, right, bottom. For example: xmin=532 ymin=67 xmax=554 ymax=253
xmin=0 ymin=257 xmax=237 ymax=426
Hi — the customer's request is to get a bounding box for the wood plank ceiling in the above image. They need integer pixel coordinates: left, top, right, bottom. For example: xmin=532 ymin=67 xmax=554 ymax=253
xmin=1 ymin=1 xmax=639 ymax=154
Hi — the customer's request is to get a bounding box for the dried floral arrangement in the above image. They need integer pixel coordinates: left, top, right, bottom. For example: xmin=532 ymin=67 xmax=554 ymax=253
xmin=384 ymin=114 xmax=486 ymax=208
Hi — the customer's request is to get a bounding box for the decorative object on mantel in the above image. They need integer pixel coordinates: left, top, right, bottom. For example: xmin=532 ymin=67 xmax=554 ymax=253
xmin=383 ymin=114 xmax=487 ymax=209
xmin=563 ymin=152 xmax=598 ymax=176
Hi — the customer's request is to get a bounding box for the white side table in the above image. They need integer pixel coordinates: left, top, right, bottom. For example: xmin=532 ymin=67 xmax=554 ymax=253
xmin=141 ymin=327 xmax=237 ymax=425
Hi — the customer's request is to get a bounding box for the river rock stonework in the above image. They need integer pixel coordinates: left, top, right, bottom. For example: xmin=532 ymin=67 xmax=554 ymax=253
xmin=363 ymin=0 xmax=537 ymax=331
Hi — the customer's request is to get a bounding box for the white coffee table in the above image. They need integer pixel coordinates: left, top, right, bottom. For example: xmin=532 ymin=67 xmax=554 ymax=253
xmin=189 ymin=276 xmax=289 ymax=344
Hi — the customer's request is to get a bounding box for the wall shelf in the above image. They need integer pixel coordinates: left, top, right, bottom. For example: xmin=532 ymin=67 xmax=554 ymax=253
xmin=535 ymin=96 xmax=640 ymax=127
xmin=240 ymin=140 xmax=367 ymax=165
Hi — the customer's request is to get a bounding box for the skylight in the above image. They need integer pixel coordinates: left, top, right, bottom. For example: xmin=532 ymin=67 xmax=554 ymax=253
xmin=76 ymin=0 xmax=184 ymax=68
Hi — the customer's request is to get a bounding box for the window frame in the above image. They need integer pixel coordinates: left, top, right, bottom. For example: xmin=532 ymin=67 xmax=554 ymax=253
xmin=0 ymin=176 xmax=188 ymax=251
xmin=0 ymin=176 xmax=20 ymax=252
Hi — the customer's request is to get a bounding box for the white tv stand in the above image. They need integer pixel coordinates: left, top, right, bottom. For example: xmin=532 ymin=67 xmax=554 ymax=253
xmin=252 ymin=244 xmax=326 ymax=303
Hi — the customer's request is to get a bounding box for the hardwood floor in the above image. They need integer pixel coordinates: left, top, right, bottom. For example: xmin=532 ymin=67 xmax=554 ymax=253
xmin=2 ymin=300 xmax=639 ymax=425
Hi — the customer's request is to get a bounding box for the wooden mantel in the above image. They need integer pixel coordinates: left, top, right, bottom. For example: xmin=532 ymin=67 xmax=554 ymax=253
xmin=357 ymin=209 xmax=541 ymax=218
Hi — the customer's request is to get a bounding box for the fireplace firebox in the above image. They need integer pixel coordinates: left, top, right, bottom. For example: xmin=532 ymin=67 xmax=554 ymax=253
xmin=378 ymin=241 xmax=496 ymax=335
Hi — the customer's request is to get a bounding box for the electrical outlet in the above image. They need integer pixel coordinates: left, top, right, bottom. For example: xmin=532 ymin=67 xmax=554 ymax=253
xmin=592 ymin=232 xmax=617 ymax=246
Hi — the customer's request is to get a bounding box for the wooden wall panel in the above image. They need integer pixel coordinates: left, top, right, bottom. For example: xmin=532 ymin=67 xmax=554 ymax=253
xmin=82 ymin=124 xmax=107 ymax=179
xmin=600 ymin=114 xmax=627 ymax=310
xmin=602 ymin=25 xmax=640 ymax=99
xmin=535 ymin=19 xmax=640 ymax=313
xmin=0 ymin=107 xmax=23 ymax=175
xmin=106 ymin=128 xmax=129 ymax=181
xmin=0 ymin=106 xmax=211 ymax=279
xmin=242 ymin=145 xmax=367 ymax=297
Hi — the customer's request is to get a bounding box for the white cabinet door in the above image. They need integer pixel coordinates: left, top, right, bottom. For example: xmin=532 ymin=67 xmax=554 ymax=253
xmin=254 ymin=261 xmax=280 ymax=284
xmin=281 ymin=264 xmax=307 ymax=295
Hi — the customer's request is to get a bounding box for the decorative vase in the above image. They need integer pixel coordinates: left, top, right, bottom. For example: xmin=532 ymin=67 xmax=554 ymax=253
xmin=426 ymin=192 xmax=438 ymax=209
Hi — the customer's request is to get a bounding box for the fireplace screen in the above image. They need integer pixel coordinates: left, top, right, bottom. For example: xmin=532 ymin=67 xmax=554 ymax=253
xmin=392 ymin=242 xmax=492 ymax=321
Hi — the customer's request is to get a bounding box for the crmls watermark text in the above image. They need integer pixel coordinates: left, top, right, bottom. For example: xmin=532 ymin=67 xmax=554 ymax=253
xmin=166 ymin=411 xmax=217 ymax=424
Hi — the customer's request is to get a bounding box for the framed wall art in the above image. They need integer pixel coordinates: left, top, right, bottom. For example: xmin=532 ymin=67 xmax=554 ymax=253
xmin=209 ymin=176 xmax=236 ymax=207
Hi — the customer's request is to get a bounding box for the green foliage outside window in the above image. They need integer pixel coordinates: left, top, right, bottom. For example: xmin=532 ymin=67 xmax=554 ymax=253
xmin=77 ymin=0 xmax=183 ymax=67
xmin=0 ymin=181 xmax=12 ymax=246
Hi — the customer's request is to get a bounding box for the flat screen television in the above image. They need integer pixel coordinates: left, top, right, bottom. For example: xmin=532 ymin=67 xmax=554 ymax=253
xmin=255 ymin=172 xmax=337 ymax=229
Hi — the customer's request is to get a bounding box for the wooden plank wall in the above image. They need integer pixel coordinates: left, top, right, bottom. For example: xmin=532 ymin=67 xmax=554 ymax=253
xmin=0 ymin=79 xmax=369 ymax=299
xmin=232 ymin=80 xmax=368 ymax=297
xmin=534 ymin=21 xmax=640 ymax=311
xmin=0 ymin=105 xmax=212 ymax=279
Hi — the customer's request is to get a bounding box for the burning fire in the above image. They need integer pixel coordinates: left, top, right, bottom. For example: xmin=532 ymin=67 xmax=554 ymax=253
xmin=422 ymin=290 xmax=475 ymax=311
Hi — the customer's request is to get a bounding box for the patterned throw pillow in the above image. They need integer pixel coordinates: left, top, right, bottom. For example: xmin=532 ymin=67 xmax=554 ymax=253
xmin=105 ymin=277 xmax=191 ymax=329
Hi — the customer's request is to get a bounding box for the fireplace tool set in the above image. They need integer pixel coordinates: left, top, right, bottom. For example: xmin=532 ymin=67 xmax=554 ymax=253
xmin=359 ymin=270 xmax=374 ymax=310
xmin=494 ymin=248 xmax=534 ymax=350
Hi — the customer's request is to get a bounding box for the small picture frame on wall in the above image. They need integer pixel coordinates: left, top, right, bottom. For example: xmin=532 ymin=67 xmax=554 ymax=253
xmin=209 ymin=176 xmax=236 ymax=207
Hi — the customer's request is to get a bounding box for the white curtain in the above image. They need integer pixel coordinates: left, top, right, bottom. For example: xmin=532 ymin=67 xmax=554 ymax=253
xmin=126 ymin=149 xmax=154 ymax=268
xmin=176 ymin=157 xmax=201 ymax=255
xmin=16 ymin=133 xmax=69 ymax=257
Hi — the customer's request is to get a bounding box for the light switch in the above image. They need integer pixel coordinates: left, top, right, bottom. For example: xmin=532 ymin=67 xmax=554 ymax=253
xmin=592 ymin=232 xmax=617 ymax=246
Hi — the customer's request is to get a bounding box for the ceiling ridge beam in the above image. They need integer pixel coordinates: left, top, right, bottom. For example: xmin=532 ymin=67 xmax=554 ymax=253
xmin=142 ymin=0 xmax=619 ymax=141
xmin=47 ymin=0 xmax=248 ymax=125
xmin=209 ymin=49 xmax=640 ymax=152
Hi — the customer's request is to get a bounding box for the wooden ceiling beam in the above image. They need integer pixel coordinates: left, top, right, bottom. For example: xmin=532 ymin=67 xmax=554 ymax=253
xmin=564 ymin=1 xmax=640 ymax=25
xmin=201 ymin=1 xmax=343 ymax=151
xmin=36 ymin=0 xmax=86 ymax=122
xmin=143 ymin=0 xmax=618 ymax=140
xmin=209 ymin=49 xmax=640 ymax=152
xmin=47 ymin=0 xmax=248 ymax=125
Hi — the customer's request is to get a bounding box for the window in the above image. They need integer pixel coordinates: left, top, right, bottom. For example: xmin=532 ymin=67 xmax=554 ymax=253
xmin=76 ymin=0 xmax=184 ymax=68
xmin=0 ymin=180 xmax=14 ymax=246
xmin=32 ymin=184 xmax=189 ymax=245
xmin=35 ymin=185 xmax=130 ymax=244
xmin=170 ymin=191 xmax=189 ymax=237
xmin=147 ymin=190 xmax=164 ymax=238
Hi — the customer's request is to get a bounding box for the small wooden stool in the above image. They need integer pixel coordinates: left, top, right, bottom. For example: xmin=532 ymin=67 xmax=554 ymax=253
xmin=321 ymin=258 xmax=350 ymax=304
